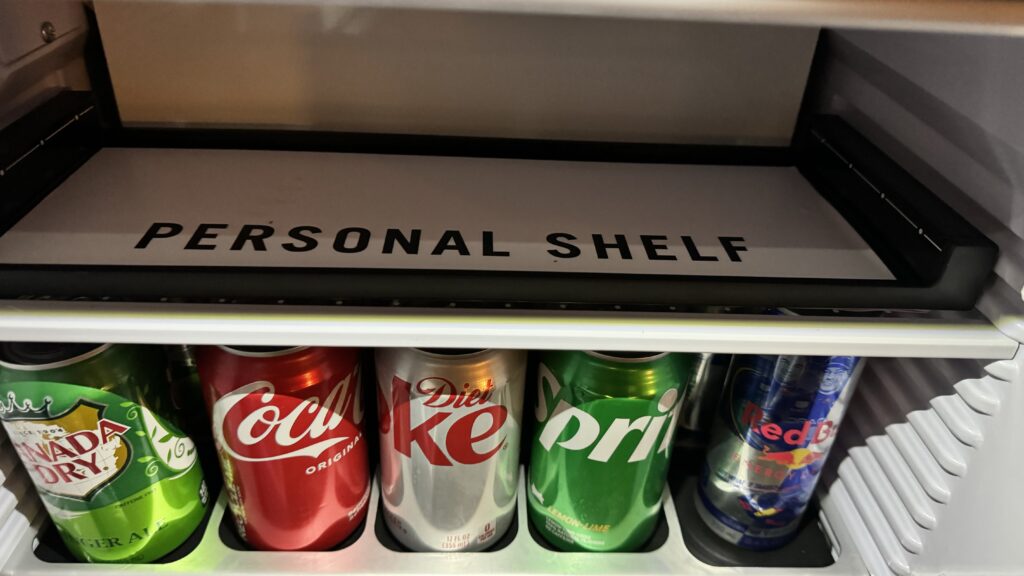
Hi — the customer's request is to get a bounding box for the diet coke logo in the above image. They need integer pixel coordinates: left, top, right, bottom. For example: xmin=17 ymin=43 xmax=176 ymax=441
xmin=384 ymin=376 xmax=507 ymax=467
xmin=417 ymin=377 xmax=496 ymax=408
xmin=213 ymin=372 xmax=361 ymax=462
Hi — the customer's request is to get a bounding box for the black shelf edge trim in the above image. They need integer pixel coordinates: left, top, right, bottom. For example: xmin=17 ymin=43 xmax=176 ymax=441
xmin=0 ymin=95 xmax=998 ymax=311
xmin=107 ymin=126 xmax=793 ymax=167
xmin=0 ymin=91 xmax=102 ymax=238
xmin=797 ymin=115 xmax=997 ymax=306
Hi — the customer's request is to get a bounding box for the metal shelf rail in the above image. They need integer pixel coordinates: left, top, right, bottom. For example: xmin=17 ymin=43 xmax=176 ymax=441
xmin=0 ymin=300 xmax=1015 ymax=359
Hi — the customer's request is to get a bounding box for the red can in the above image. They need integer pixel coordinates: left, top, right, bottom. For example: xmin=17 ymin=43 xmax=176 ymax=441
xmin=197 ymin=346 xmax=369 ymax=551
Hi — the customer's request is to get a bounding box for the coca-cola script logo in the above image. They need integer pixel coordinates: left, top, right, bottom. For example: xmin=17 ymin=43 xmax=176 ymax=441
xmin=212 ymin=372 xmax=361 ymax=463
xmin=385 ymin=376 xmax=508 ymax=466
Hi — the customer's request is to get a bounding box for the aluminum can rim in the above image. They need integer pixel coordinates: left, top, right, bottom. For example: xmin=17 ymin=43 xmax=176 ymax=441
xmin=411 ymin=348 xmax=494 ymax=360
xmin=584 ymin=350 xmax=670 ymax=363
xmin=0 ymin=342 xmax=113 ymax=371
xmin=216 ymin=345 xmax=309 ymax=358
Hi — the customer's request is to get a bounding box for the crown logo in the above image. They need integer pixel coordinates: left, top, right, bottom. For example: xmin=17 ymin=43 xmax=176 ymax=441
xmin=0 ymin=392 xmax=53 ymax=420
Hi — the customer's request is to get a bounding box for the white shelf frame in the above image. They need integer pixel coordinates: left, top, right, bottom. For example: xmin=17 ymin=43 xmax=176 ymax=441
xmin=0 ymin=300 xmax=1015 ymax=359
xmin=163 ymin=0 xmax=1024 ymax=35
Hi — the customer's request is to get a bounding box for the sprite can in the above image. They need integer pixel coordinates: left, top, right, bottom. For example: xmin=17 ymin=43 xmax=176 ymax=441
xmin=0 ymin=343 xmax=209 ymax=563
xmin=527 ymin=350 xmax=694 ymax=551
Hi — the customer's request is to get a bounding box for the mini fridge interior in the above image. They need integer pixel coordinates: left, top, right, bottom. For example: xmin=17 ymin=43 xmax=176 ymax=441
xmin=1 ymin=1 xmax=1023 ymax=575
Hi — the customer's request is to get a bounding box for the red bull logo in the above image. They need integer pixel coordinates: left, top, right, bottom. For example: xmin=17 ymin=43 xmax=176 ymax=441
xmin=757 ymin=447 xmax=824 ymax=470
xmin=740 ymin=401 xmax=836 ymax=447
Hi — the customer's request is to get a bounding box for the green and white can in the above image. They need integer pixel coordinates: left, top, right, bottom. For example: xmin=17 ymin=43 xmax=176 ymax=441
xmin=527 ymin=350 xmax=695 ymax=551
xmin=0 ymin=343 xmax=208 ymax=563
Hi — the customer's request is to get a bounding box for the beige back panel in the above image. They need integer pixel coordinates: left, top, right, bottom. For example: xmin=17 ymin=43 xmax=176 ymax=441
xmin=95 ymin=2 xmax=817 ymax=145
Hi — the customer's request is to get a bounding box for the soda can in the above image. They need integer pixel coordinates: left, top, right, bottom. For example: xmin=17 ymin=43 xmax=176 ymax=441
xmin=197 ymin=346 xmax=369 ymax=551
xmin=164 ymin=345 xmax=209 ymax=442
xmin=695 ymin=354 xmax=864 ymax=550
xmin=375 ymin=348 xmax=525 ymax=552
xmin=676 ymin=353 xmax=731 ymax=436
xmin=0 ymin=343 xmax=208 ymax=563
xmin=528 ymin=350 xmax=695 ymax=552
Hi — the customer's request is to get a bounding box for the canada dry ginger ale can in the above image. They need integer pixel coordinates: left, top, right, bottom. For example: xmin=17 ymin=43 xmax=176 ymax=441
xmin=0 ymin=343 xmax=208 ymax=563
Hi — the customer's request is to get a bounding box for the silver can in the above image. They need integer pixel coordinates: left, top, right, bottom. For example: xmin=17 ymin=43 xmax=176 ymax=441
xmin=375 ymin=348 xmax=526 ymax=552
xmin=676 ymin=353 xmax=731 ymax=435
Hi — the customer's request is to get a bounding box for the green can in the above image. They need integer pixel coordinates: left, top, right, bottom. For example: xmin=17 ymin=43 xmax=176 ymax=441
xmin=527 ymin=350 xmax=694 ymax=551
xmin=0 ymin=343 xmax=208 ymax=563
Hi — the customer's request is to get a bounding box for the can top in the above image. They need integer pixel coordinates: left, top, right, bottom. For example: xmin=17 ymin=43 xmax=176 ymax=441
xmin=545 ymin=349 xmax=685 ymax=402
xmin=218 ymin=345 xmax=307 ymax=357
xmin=415 ymin=348 xmax=487 ymax=357
xmin=586 ymin=351 xmax=670 ymax=363
xmin=0 ymin=342 xmax=111 ymax=370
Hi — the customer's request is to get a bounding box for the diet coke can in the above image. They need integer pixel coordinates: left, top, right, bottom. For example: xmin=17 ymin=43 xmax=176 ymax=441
xmin=375 ymin=348 xmax=526 ymax=551
xmin=197 ymin=346 xmax=370 ymax=551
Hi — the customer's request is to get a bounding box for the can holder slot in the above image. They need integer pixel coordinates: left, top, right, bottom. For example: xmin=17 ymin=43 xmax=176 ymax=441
xmin=11 ymin=466 xmax=862 ymax=575
xmin=671 ymin=475 xmax=835 ymax=568
xmin=0 ymin=91 xmax=998 ymax=311
xmin=30 ymin=488 xmax=219 ymax=564
xmin=525 ymin=502 xmax=669 ymax=553
xmin=373 ymin=494 xmax=519 ymax=553
xmin=218 ymin=506 xmax=369 ymax=553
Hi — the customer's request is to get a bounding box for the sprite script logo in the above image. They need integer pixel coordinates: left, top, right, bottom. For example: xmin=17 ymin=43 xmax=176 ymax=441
xmin=534 ymin=364 xmax=679 ymax=463
xmin=0 ymin=392 xmax=131 ymax=500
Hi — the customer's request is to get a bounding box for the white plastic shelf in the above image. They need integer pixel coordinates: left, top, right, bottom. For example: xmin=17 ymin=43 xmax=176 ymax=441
xmin=1 ymin=469 xmax=869 ymax=576
xmin=0 ymin=300 xmax=1015 ymax=359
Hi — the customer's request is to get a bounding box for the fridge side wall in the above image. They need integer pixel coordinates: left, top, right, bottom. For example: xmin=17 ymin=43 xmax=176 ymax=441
xmin=810 ymin=30 xmax=1024 ymax=325
xmin=812 ymin=29 xmax=1024 ymax=576
xmin=0 ymin=1 xmax=90 ymax=130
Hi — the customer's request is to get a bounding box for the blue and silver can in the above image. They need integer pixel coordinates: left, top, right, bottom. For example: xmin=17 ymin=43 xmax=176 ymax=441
xmin=694 ymin=354 xmax=864 ymax=550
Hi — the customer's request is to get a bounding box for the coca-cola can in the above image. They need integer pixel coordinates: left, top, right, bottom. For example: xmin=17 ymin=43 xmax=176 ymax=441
xmin=197 ymin=346 xmax=370 ymax=551
xmin=375 ymin=348 xmax=526 ymax=551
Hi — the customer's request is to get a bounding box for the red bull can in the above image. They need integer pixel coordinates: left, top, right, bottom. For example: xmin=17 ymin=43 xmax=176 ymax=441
xmin=695 ymin=354 xmax=864 ymax=550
